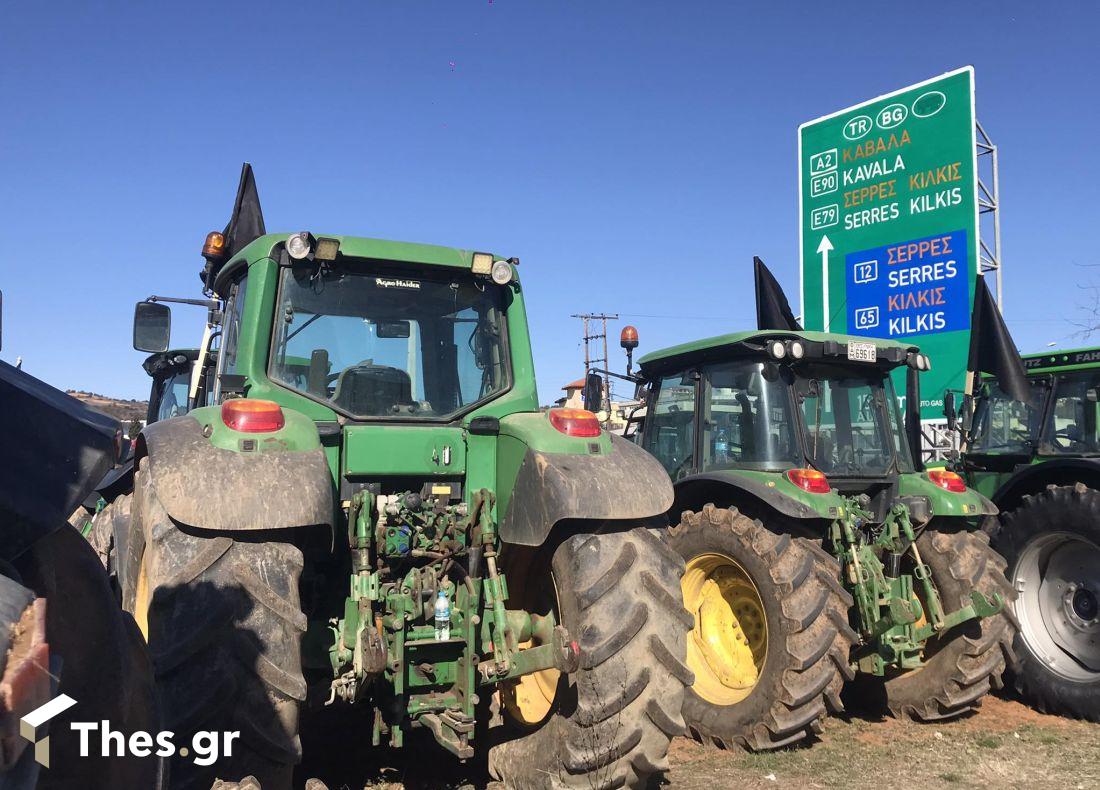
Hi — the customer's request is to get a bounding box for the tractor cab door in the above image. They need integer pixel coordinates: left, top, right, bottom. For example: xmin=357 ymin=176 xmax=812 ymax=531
xmin=641 ymin=372 xmax=697 ymax=480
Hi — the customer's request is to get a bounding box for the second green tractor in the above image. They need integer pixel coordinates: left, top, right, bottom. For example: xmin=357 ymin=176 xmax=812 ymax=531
xmin=626 ymin=329 xmax=1017 ymax=749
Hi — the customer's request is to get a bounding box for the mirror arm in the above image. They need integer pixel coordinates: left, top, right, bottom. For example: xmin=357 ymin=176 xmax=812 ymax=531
xmin=587 ymin=366 xmax=644 ymax=385
xmin=146 ymin=295 xmax=221 ymax=309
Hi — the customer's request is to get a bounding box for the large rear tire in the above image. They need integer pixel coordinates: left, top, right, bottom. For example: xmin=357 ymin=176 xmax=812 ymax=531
xmin=130 ymin=462 xmax=306 ymax=789
xmin=488 ymin=523 xmax=692 ymax=789
xmin=994 ymin=484 xmax=1100 ymax=721
xmin=668 ymin=505 xmax=856 ymax=751
xmin=882 ymin=526 xmax=1016 ymax=720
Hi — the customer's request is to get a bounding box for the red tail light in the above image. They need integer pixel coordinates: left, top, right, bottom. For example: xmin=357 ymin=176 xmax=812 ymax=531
xmin=548 ymin=408 xmax=601 ymax=438
xmin=221 ymin=399 xmax=285 ymax=433
xmin=927 ymin=469 xmax=967 ymax=493
xmin=787 ymin=468 xmax=831 ymax=494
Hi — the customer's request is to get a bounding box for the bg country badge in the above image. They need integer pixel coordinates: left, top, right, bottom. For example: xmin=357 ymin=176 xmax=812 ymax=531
xmin=20 ymin=693 xmax=240 ymax=768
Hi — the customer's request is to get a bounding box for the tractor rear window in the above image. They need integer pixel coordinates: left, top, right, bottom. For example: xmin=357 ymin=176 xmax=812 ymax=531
xmin=270 ymin=263 xmax=510 ymax=419
xmin=795 ymin=364 xmax=909 ymax=477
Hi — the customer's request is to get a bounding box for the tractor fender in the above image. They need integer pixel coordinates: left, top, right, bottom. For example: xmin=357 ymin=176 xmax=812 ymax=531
xmin=672 ymin=472 xmax=832 ymax=521
xmin=139 ymin=414 xmax=333 ymax=531
xmin=498 ymin=434 xmax=673 ymax=546
xmin=990 ymin=457 xmax=1100 ymax=512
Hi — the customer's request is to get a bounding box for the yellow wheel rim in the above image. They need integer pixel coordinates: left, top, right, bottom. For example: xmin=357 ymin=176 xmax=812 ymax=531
xmin=502 ymin=638 xmax=560 ymax=725
xmin=134 ymin=552 xmax=150 ymax=642
xmin=682 ymin=553 xmax=768 ymax=706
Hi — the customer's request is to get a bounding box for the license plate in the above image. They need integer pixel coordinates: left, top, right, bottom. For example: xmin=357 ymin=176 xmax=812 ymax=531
xmin=847 ymin=341 xmax=877 ymax=363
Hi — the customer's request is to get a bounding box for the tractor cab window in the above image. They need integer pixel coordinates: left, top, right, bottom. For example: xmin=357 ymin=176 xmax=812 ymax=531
xmin=1042 ymin=372 xmax=1100 ymax=454
xmin=642 ymin=374 xmax=696 ymax=479
xmin=270 ymin=263 xmax=509 ymax=419
xmin=969 ymin=379 xmax=1042 ymax=454
xmin=152 ymin=369 xmax=192 ymax=423
xmin=701 ymin=361 xmax=801 ymax=471
xmin=794 ymin=364 xmax=907 ymax=476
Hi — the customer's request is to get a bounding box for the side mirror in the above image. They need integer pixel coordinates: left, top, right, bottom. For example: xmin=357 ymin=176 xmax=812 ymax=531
xmin=133 ymin=301 xmax=172 ymax=352
xmin=633 ymin=381 xmax=648 ymax=402
xmin=376 ymin=320 xmax=411 ymax=339
xmin=1087 ymin=388 xmax=1099 ymax=403
xmin=582 ymin=372 xmax=604 ymax=413
xmin=944 ymin=391 xmax=957 ymax=432
xmin=960 ymin=394 xmax=975 ymax=433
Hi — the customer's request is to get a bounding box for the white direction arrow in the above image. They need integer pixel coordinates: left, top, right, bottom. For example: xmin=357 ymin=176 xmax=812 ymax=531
xmin=817 ymin=234 xmax=835 ymax=332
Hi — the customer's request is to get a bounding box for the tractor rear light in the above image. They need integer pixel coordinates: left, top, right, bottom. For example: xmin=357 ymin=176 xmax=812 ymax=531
xmin=786 ymin=468 xmax=831 ymax=494
xmin=548 ymin=408 xmax=601 ymax=438
xmin=927 ymin=469 xmax=967 ymax=493
xmin=221 ymin=399 xmax=285 ymax=433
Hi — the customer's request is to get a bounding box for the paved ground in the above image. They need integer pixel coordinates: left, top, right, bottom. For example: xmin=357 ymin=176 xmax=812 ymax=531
xmin=294 ymin=694 xmax=1099 ymax=789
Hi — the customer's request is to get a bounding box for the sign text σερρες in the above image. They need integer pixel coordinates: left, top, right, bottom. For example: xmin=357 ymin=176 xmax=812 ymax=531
xmin=845 ymin=230 xmax=970 ymax=339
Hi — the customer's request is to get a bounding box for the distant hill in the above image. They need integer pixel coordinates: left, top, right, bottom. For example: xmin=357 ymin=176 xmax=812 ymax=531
xmin=67 ymin=390 xmax=147 ymax=428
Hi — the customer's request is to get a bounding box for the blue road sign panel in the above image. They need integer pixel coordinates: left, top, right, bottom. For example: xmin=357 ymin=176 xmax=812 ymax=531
xmin=845 ymin=229 xmax=971 ymax=340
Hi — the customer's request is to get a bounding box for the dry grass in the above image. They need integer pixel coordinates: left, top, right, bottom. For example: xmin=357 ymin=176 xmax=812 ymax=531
xmin=663 ymin=696 xmax=1099 ymax=790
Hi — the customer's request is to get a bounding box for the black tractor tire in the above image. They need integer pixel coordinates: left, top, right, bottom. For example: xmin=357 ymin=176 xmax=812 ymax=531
xmin=993 ymin=484 xmax=1100 ymax=721
xmin=488 ymin=523 xmax=692 ymax=789
xmin=129 ymin=461 xmax=307 ymax=790
xmin=668 ymin=505 xmax=856 ymax=751
xmin=83 ymin=494 xmax=132 ymax=601
xmin=10 ymin=524 xmax=164 ymax=789
xmin=882 ymin=526 xmax=1016 ymax=720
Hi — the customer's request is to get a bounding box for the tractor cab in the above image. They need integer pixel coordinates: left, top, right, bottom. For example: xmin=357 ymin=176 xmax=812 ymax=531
xmin=954 ymin=348 xmax=1100 ymax=480
xmin=635 ymin=330 xmax=930 ymax=503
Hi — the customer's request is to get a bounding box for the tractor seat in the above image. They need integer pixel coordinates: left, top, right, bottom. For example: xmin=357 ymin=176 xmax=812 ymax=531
xmin=333 ymin=364 xmax=414 ymax=415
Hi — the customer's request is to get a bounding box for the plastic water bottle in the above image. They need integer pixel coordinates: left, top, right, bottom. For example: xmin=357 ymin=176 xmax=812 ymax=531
xmin=434 ymin=591 xmax=451 ymax=641
xmin=715 ymin=427 xmax=729 ymax=463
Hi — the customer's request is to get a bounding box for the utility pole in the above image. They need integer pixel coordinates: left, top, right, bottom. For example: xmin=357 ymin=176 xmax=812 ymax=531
xmin=571 ymin=313 xmax=618 ymax=415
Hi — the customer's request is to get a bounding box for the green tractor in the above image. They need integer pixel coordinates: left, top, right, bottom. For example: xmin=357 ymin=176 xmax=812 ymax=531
xmin=102 ymin=166 xmax=691 ymax=789
xmin=627 ymin=328 xmax=1015 ymax=749
xmin=948 ymin=344 xmax=1100 ymax=720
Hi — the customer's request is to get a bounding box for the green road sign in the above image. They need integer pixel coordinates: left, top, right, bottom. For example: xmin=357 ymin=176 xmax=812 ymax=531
xmin=799 ymin=67 xmax=978 ymax=420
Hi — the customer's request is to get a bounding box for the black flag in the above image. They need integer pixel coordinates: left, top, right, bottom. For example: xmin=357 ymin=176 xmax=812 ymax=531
xmin=967 ymin=275 xmax=1030 ymax=403
xmin=201 ymin=163 xmax=267 ymax=289
xmin=754 ymin=256 xmax=802 ymax=331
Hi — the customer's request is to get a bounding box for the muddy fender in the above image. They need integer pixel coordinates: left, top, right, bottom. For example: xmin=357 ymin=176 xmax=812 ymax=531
xmin=498 ymin=434 xmax=673 ymax=546
xmin=140 ymin=413 xmax=332 ymax=531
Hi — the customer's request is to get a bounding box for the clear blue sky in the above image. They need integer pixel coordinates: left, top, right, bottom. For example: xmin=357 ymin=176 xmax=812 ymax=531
xmin=2 ymin=2 xmax=1096 ymax=405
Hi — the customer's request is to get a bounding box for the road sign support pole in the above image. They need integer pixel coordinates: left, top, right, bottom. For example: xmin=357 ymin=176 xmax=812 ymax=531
xmin=976 ymin=120 xmax=1004 ymax=311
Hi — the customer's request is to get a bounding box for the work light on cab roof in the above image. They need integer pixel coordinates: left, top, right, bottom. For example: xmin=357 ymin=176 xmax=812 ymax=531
xmin=470 ymin=251 xmax=514 ymax=285
xmin=285 ymin=232 xmax=341 ymax=262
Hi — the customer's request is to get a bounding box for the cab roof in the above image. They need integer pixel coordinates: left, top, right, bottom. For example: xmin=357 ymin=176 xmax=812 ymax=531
xmin=638 ymin=330 xmax=921 ymax=375
xmin=1022 ymin=345 xmax=1100 ymax=374
xmin=213 ymin=233 xmax=496 ymax=293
